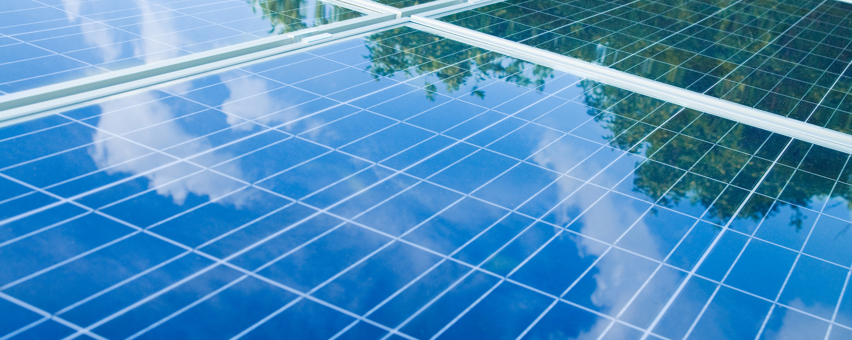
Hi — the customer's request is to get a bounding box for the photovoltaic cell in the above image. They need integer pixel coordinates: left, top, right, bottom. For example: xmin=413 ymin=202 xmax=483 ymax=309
xmin=439 ymin=0 xmax=852 ymax=136
xmin=0 ymin=0 xmax=364 ymax=95
xmin=2 ymin=24 xmax=852 ymax=339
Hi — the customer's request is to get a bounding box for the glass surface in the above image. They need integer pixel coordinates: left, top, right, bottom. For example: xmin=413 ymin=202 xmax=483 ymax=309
xmin=0 ymin=0 xmax=364 ymax=95
xmin=439 ymin=0 xmax=852 ymax=136
xmin=2 ymin=24 xmax=852 ymax=339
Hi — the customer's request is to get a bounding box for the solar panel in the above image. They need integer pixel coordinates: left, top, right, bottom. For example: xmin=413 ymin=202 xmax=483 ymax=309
xmin=439 ymin=0 xmax=852 ymax=136
xmin=0 ymin=0 xmax=364 ymax=95
xmin=2 ymin=23 xmax=852 ymax=339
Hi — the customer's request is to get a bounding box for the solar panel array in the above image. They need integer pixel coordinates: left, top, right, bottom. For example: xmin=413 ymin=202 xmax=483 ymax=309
xmin=5 ymin=0 xmax=852 ymax=338
xmin=440 ymin=0 xmax=852 ymax=135
xmin=3 ymin=24 xmax=852 ymax=339
xmin=0 ymin=0 xmax=363 ymax=95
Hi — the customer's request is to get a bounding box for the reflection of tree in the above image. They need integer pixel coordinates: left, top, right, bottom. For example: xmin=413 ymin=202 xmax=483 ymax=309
xmin=363 ymin=27 xmax=555 ymax=100
xmin=247 ymin=0 xmax=363 ymax=35
xmin=355 ymin=27 xmax=839 ymax=230
xmin=442 ymin=0 xmax=852 ymax=132
xmin=575 ymin=78 xmax=846 ymax=229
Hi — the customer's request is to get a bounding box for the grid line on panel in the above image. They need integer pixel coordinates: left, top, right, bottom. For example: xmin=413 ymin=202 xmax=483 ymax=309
xmin=685 ymin=142 xmax=815 ymax=338
xmin=518 ymin=107 xmax=751 ymax=340
xmin=410 ymin=15 xmax=852 ymax=163
xmin=0 ymin=57 xmax=640 ymax=338
xmin=0 ymin=0 xmax=370 ymax=105
xmin=68 ymin=218 xmax=329 ymax=337
xmin=444 ymin=0 xmax=760 ymax=61
xmin=61 ymin=205 xmax=402 ymax=339
xmin=0 ymin=44 xmax=772 ymax=276
xmin=273 ymin=46 xmax=800 ymax=188
xmin=5 ymin=22 xmax=852 ymax=340
xmin=300 ymin=101 xmax=763 ymax=339
xmin=0 ymin=110 xmax=840 ymax=338
xmin=649 ymin=138 xmax=849 ymax=333
xmin=580 ymin=0 xmax=750 ymax=73
xmin=0 ymin=33 xmax=430 ymax=225
xmin=0 ymin=31 xmax=728 ymax=240
xmin=2 ymin=0 xmax=184 ymax=88
xmin=829 ymin=273 xmax=852 ymax=339
xmin=679 ymin=271 xmax=852 ymax=334
xmin=710 ymin=0 xmax=845 ymax=117
xmin=642 ymin=138 xmax=796 ymax=339
xmin=0 ymin=120 xmax=77 ymax=143
xmin=515 ymin=125 xmax=733 ymax=339
xmin=0 ymin=45 xmax=415 ymax=240
xmin=0 ymin=53 xmax=532 ymax=338
xmin=195 ymin=95 xmax=852 ymax=338
xmin=436 ymin=0 xmax=852 ymax=139
xmin=740 ymin=40 xmax=852 ymax=336
xmin=753 ymin=149 xmax=850 ymax=338
xmin=406 ymin=13 xmax=852 ymax=334
xmin=0 ymin=291 xmax=106 ymax=340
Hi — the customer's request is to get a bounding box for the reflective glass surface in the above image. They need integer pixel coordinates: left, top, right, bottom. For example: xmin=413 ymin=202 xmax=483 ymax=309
xmin=3 ymin=24 xmax=852 ymax=339
xmin=0 ymin=0 xmax=363 ymax=95
xmin=439 ymin=0 xmax=852 ymax=136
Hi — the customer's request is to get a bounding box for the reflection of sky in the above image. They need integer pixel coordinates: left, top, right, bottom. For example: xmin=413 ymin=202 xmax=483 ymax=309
xmin=3 ymin=28 xmax=852 ymax=340
xmin=0 ymin=0 xmax=361 ymax=93
xmin=520 ymin=101 xmax=679 ymax=336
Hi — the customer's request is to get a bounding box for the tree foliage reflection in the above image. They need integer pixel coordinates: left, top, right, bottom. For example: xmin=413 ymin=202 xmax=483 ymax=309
xmin=364 ymin=27 xmax=555 ymax=100
xmin=355 ymin=27 xmax=851 ymax=230
xmin=247 ymin=0 xmax=363 ymax=35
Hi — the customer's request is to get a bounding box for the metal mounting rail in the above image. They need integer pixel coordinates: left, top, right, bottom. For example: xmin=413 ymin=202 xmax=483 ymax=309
xmin=409 ymin=16 xmax=852 ymax=155
xmin=0 ymin=14 xmax=399 ymax=123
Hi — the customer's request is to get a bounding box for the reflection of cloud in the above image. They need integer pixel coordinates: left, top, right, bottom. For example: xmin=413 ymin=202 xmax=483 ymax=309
xmin=221 ymin=75 xmax=280 ymax=127
xmin=757 ymin=300 xmax=832 ymax=340
xmin=59 ymin=0 xmax=185 ymax=66
xmin=525 ymin=118 xmax=684 ymax=332
xmin=134 ymin=0 xmax=183 ymax=64
xmin=217 ymin=74 xmax=344 ymax=137
xmin=82 ymin=24 xmax=123 ymax=62
xmin=86 ymin=90 xmax=256 ymax=207
xmin=60 ymin=0 xmax=82 ymax=21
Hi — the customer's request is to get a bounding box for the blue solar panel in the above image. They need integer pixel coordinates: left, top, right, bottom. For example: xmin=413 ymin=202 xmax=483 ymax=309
xmin=2 ymin=24 xmax=852 ymax=339
xmin=439 ymin=0 xmax=852 ymax=136
xmin=0 ymin=0 xmax=364 ymax=95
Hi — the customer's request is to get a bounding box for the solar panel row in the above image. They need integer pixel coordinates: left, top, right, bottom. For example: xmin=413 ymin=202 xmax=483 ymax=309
xmin=4 ymin=0 xmax=852 ymax=338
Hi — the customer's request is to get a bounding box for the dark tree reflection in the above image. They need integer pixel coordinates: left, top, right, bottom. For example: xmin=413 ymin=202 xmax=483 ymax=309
xmin=364 ymin=27 xmax=555 ymax=100
xmin=441 ymin=0 xmax=852 ymax=135
xmin=353 ymin=26 xmax=850 ymax=229
xmin=247 ymin=0 xmax=363 ymax=35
